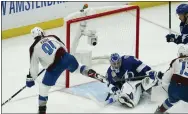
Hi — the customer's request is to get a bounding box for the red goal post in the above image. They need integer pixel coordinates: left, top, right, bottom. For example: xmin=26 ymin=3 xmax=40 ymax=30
xmin=66 ymin=5 xmax=140 ymax=88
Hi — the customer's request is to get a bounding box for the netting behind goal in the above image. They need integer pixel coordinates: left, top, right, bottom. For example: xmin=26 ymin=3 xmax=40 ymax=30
xmin=64 ymin=5 xmax=140 ymax=88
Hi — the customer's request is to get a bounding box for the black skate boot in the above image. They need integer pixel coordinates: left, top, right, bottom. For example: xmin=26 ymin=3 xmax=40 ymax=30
xmin=38 ymin=105 xmax=46 ymax=114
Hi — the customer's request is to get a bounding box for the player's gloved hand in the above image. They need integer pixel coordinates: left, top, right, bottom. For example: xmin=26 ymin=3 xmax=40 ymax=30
xmin=148 ymin=71 xmax=164 ymax=80
xmin=105 ymin=89 xmax=120 ymax=104
xmin=157 ymin=71 xmax=164 ymax=79
xmin=166 ymin=34 xmax=182 ymax=43
xmin=88 ymin=69 xmax=107 ymax=83
xmin=146 ymin=70 xmax=158 ymax=80
xmin=106 ymin=96 xmax=116 ymax=104
xmin=26 ymin=74 xmax=35 ymax=88
xmin=87 ymin=69 xmax=97 ymax=78
xmin=166 ymin=34 xmax=176 ymax=42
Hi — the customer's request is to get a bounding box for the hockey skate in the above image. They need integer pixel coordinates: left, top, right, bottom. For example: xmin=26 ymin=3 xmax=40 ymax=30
xmin=38 ymin=106 xmax=46 ymax=114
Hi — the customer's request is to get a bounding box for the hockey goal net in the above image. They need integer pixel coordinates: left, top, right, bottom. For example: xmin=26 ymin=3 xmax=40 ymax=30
xmin=65 ymin=5 xmax=140 ymax=88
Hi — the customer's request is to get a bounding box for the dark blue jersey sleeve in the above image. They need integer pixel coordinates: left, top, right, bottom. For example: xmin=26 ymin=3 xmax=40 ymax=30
xmin=175 ymin=22 xmax=188 ymax=44
xmin=121 ymin=55 xmax=151 ymax=77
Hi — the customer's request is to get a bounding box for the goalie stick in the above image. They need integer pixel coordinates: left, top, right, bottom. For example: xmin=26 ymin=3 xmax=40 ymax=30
xmin=95 ymin=74 xmax=149 ymax=83
xmin=2 ymin=69 xmax=45 ymax=106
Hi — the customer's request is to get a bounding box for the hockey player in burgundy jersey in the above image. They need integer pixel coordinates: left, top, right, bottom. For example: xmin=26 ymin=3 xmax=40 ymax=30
xmin=154 ymin=45 xmax=188 ymax=114
xmin=166 ymin=4 xmax=188 ymax=44
xmin=26 ymin=27 xmax=99 ymax=114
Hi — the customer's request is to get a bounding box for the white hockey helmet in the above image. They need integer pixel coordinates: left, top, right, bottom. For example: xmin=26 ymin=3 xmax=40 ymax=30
xmin=31 ymin=27 xmax=44 ymax=38
xmin=178 ymin=45 xmax=188 ymax=57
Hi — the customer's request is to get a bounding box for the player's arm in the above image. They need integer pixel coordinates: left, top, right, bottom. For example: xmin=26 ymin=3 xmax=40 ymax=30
xmin=166 ymin=23 xmax=188 ymax=44
xmin=126 ymin=56 xmax=151 ymax=76
xmin=29 ymin=49 xmax=39 ymax=79
xmin=179 ymin=23 xmax=188 ymax=44
xmin=128 ymin=56 xmax=163 ymax=80
xmin=166 ymin=34 xmax=182 ymax=44
xmin=181 ymin=34 xmax=188 ymax=44
xmin=167 ymin=34 xmax=188 ymax=44
xmin=26 ymin=48 xmax=39 ymax=88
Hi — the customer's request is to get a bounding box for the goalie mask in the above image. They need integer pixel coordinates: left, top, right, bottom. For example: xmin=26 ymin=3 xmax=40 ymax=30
xmin=110 ymin=53 xmax=122 ymax=73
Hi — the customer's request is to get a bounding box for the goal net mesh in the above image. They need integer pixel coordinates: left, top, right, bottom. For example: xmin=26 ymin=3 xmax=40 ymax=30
xmin=57 ymin=5 xmax=139 ymax=88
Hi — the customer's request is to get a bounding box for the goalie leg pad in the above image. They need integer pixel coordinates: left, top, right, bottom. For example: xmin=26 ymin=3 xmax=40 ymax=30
xmin=118 ymin=81 xmax=142 ymax=108
xmin=118 ymin=96 xmax=135 ymax=108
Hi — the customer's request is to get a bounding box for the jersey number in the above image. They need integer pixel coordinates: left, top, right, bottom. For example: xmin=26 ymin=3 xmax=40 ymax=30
xmin=180 ymin=61 xmax=188 ymax=76
xmin=42 ymin=41 xmax=56 ymax=55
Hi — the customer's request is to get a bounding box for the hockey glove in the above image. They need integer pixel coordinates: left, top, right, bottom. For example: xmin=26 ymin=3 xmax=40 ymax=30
xmin=105 ymin=89 xmax=121 ymax=104
xmin=157 ymin=71 xmax=164 ymax=79
xmin=105 ymin=95 xmax=117 ymax=104
xmin=88 ymin=69 xmax=107 ymax=83
xmin=87 ymin=69 xmax=97 ymax=78
xmin=166 ymin=34 xmax=176 ymax=42
xmin=166 ymin=34 xmax=182 ymax=44
xmin=26 ymin=74 xmax=35 ymax=88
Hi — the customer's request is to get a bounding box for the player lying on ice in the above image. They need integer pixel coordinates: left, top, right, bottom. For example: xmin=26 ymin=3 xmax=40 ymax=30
xmin=166 ymin=4 xmax=188 ymax=44
xmin=102 ymin=53 xmax=164 ymax=108
xmin=154 ymin=45 xmax=188 ymax=114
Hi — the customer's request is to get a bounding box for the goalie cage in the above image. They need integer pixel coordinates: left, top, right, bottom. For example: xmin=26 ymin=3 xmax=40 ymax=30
xmin=65 ymin=5 xmax=140 ymax=88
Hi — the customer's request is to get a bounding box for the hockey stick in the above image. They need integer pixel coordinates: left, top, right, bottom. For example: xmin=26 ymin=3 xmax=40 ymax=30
xmin=95 ymin=74 xmax=149 ymax=83
xmin=2 ymin=69 xmax=45 ymax=106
